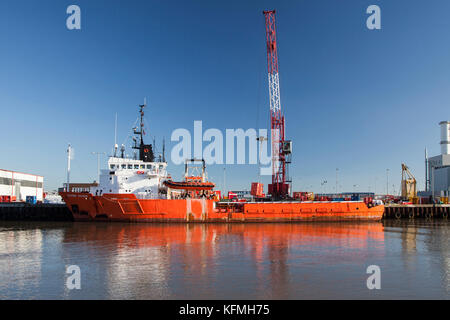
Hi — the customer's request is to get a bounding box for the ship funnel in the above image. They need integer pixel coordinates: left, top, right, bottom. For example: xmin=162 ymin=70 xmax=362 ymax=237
xmin=440 ymin=121 xmax=450 ymax=155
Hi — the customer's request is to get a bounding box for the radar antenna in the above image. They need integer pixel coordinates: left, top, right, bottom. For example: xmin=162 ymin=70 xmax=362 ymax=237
xmin=132 ymin=99 xmax=154 ymax=162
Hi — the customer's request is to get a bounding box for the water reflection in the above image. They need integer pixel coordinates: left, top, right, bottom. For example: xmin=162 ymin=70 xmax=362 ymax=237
xmin=0 ymin=221 xmax=448 ymax=299
xmin=0 ymin=228 xmax=43 ymax=297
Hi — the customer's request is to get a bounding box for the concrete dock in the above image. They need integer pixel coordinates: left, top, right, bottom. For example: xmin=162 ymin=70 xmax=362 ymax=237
xmin=0 ymin=203 xmax=72 ymax=221
xmin=384 ymin=204 xmax=450 ymax=219
xmin=0 ymin=202 xmax=449 ymax=221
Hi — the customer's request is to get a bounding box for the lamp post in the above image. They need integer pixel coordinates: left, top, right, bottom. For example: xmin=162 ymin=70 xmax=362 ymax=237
xmin=223 ymin=166 xmax=226 ymax=195
xmin=431 ymin=164 xmax=435 ymax=203
xmin=257 ymin=135 xmax=268 ymax=183
xmin=386 ymin=169 xmax=390 ymax=195
xmin=67 ymin=144 xmax=72 ymax=192
xmin=321 ymin=180 xmax=328 ymax=194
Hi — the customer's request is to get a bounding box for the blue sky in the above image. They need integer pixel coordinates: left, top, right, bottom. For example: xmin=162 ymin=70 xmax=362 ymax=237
xmin=0 ymin=0 xmax=449 ymax=194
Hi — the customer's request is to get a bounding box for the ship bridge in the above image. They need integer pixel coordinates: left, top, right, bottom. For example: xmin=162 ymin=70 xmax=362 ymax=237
xmin=92 ymin=157 xmax=168 ymax=198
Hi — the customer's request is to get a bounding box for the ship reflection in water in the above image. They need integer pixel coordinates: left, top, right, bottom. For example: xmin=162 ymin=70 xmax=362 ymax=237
xmin=0 ymin=221 xmax=449 ymax=299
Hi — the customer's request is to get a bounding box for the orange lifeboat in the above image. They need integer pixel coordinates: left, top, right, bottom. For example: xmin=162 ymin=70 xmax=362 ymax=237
xmin=163 ymin=179 xmax=215 ymax=191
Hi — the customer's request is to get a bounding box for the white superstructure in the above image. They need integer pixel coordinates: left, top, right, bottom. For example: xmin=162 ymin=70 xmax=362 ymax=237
xmin=73 ymin=101 xmax=169 ymax=199
xmin=91 ymin=157 xmax=168 ymax=199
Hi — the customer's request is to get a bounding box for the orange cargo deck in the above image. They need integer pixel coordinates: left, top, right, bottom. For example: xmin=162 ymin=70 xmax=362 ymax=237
xmin=60 ymin=192 xmax=384 ymax=222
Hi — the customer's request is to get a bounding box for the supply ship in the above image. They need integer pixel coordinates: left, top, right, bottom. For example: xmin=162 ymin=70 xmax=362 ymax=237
xmin=59 ymin=104 xmax=384 ymax=223
xmin=59 ymin=10 xmax=384 ymax=222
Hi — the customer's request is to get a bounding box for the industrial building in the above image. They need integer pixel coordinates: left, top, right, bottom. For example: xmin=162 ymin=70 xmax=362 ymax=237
xmin=0 ymin=169 xmax=44 ymax=202
xmin=426 ymin=121 xmax=450 ymax=197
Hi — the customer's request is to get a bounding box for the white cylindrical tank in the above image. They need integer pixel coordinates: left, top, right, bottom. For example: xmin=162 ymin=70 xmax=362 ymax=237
xmin=440 ymin=121 xmax=450 ymax=155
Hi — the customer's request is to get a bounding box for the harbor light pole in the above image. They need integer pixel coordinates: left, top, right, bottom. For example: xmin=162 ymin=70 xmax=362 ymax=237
xmin=425 ymin=147 xmax=428 ymax=192
xmin=92 ymin=152 xmax=106 ymax=183
xmin=67 ymin=144 xmax=72 ymax=192
xmin=431 ymin=164 xmax=435 ymax=203
xmin=223 ymin=166 xmax=226 ymax=195
xmin=386 ymin=169 xmax=390 ymax=195
xmin=321 ymin=180 xmax=327 ymax=194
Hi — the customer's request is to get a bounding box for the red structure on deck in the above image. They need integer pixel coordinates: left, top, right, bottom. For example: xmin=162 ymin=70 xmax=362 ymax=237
xmin=263 ymin=10 xmax=291 ymax=199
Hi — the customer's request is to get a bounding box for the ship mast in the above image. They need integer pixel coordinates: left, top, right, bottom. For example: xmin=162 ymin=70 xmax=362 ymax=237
xmin=132 ymin=100 xmax=155 ymax=162
xmin=132 ymin=100 xmax=145 ymax=147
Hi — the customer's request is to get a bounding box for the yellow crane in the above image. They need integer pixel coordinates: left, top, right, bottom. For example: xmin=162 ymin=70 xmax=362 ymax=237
xmin=401 ymin=163 xmax=418 ymax=203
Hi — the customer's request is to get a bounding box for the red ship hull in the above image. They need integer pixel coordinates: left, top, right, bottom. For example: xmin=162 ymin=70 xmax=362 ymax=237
xmin=60 ymin=192 xmax=384 ymax=222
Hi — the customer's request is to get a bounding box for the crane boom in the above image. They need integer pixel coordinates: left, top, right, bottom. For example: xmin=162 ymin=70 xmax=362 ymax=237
xmin=401 ymin=163 xmax=417 ymax=201
xmin=263 ymin=10 xmax=291 ymax=199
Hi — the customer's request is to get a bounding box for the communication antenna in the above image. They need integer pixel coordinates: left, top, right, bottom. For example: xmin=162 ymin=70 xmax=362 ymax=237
xmin=162 ymin=137 xmax=166 ymax=162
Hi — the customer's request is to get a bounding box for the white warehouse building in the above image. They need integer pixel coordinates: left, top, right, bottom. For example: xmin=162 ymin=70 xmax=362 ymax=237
xmin=0 ymin=169 xmax=44 ymax=201
xmin=427 ymin=121 xmax=450 ymax=197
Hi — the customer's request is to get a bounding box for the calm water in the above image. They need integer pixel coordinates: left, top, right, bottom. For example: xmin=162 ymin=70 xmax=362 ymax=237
xmin=0 ymin=221 xmax=449 ymax=299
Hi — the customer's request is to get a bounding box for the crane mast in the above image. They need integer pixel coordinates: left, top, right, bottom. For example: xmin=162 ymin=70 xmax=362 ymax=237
xmin=263 ymin=10 xmax=291 ymax=199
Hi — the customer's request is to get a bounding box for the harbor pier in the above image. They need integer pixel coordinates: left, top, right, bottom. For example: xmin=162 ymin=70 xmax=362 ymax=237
xmin=0 ymin=203 xmax=72 ymax=221
xmin=384 ymin=204 xmax=450 ymax=219
xmin=1 ymin=203 xmax=449 ymax=221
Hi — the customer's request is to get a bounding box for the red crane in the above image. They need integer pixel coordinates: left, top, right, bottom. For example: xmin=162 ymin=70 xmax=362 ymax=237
xmin=263 ymin=10 xmax=292 ymax=199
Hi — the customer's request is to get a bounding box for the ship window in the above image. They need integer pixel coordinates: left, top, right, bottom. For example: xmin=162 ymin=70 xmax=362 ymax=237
xmin=146 ymin=164 xmax=152 ymax=169
xmin=121 ymin=164 xmax=126 ymax=169
xmin=140 ymin=165 xmax=145 ymax=169
xmin=110 ymin=164 xmax=115 ymax=169
xmin=134 ymin=165 xmax=139 ymax=169
xmin=128 ymin=164 xmax=132 ymax=169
